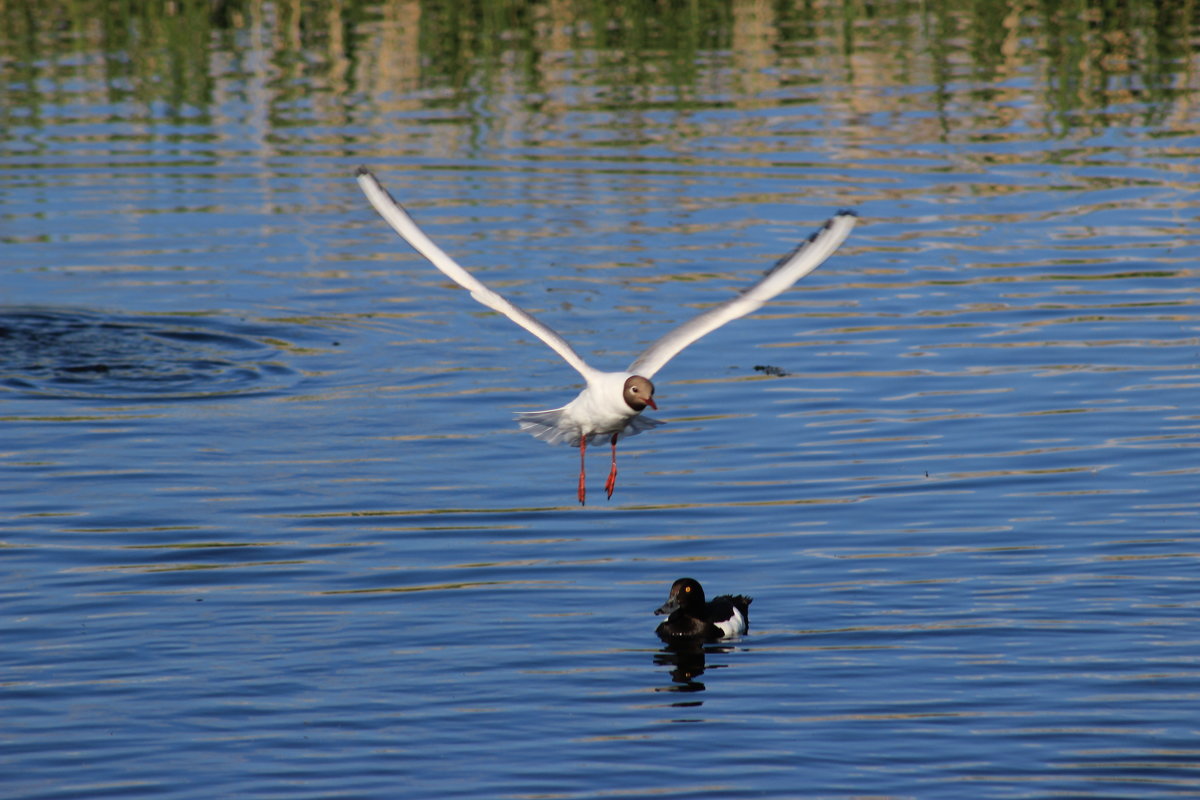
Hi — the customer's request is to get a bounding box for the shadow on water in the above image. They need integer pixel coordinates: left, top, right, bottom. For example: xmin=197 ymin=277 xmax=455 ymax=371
xmin=0 ymin=307 xmax=303 ymax=401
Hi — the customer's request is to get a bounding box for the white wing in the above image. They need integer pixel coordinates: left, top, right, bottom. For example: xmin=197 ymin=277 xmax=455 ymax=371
xmin=356 ymin=167 xmax=599 ymax=381
xmin=627 ymin=211 xmax=857 ymax=379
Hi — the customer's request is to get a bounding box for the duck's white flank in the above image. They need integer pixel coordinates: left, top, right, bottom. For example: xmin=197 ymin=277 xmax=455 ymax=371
xmin=715 ymin=606 xmax=748 ymax=639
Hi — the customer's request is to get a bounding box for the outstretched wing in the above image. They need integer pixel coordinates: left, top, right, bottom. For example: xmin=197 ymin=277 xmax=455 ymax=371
xmin=356 ymin=167 xmax=599 ymax=381
xmin=626 ymin=211 xmax=857 ymax=379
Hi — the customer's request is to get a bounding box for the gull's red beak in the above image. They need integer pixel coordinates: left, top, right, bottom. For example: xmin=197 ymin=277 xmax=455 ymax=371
xmin=646 ymin=397 xmax=658 ymax=410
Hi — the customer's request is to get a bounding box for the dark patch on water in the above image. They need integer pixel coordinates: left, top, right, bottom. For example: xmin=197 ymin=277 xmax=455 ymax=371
xmin=0 ymin=308 xmax=301 ymax=400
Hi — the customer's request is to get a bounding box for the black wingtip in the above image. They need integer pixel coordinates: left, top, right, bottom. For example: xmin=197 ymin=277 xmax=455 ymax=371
xmin=355 ymin=165 xmax=372 ymax=178
xmin=811 ymin=210 xmax=858 ymax=237
xmin=768 ymin=210 xmax=856 ymax=271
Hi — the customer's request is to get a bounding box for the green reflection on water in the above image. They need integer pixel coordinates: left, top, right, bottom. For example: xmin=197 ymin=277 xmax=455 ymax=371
xmin=1 ymin=0 xmax=1194 ymax=133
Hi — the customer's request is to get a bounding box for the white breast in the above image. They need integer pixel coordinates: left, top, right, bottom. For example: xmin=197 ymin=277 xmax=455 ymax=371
xmin=560 ymin=372 xmax=641 ymax=438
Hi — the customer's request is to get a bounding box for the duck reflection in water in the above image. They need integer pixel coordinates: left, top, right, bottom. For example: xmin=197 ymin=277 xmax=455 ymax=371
xmin=653 ymin=640 xmax=742 ymax=692
xmin=652 ymin=578 xmax=753 ymax=692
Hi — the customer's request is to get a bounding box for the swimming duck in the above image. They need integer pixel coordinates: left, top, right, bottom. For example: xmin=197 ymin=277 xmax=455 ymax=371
xmin=654 ymin=577 xmax=752 ymax=641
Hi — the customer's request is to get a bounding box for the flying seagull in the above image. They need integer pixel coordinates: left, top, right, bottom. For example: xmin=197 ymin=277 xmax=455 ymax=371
xmin=356 ymin=167 xmax=856 ymax=504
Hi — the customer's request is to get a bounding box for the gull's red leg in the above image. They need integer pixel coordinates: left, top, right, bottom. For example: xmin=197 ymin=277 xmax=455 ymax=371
xmin=605 ymin=433 xmax=619 ymax=500
xmin=578 ymin=436 xmax=587 ymax=505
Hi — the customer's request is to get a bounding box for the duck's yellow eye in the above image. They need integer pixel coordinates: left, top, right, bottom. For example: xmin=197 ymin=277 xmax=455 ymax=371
xmin=684 ymin=586 xmax=691 ymax=593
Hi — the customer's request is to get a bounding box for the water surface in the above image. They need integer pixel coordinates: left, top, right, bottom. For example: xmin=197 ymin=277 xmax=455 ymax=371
xmin=3 ymin=2 xmax=1199 ymax=798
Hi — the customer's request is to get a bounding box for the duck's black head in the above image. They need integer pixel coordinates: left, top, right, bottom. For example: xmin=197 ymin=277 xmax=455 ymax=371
xmin=654 ymin=577 xmax=705 ymax=616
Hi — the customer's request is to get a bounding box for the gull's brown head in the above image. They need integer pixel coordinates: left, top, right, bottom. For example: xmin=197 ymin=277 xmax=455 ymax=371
xmin=622 ymin=375 xmax=656 ymax=412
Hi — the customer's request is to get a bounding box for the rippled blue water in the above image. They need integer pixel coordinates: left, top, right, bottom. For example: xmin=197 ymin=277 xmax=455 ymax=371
xmin=3 ymin=4 xmax=1200 ymax=799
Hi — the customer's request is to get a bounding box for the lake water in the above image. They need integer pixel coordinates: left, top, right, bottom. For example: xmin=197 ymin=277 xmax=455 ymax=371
xmin=3 ymin=2 xmax=1200 ymax=798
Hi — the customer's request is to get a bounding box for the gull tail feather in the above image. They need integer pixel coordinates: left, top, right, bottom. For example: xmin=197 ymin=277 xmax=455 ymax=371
xmin=515 ymin=409 xmax=666 ymax=447
xmin=612 ymin=414 xmax=666 ymax=443
xmin=515 ymin=407 xmax=575 ymax=445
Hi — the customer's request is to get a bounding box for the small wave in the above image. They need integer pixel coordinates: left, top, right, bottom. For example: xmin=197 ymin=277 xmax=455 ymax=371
xmin=0 ymin=308 xmax=301 ymax=401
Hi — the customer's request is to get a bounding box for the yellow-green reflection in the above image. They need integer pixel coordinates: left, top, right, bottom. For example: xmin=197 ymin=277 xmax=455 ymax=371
xmin=1 ymin=0 xmax=1194 ymax=134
